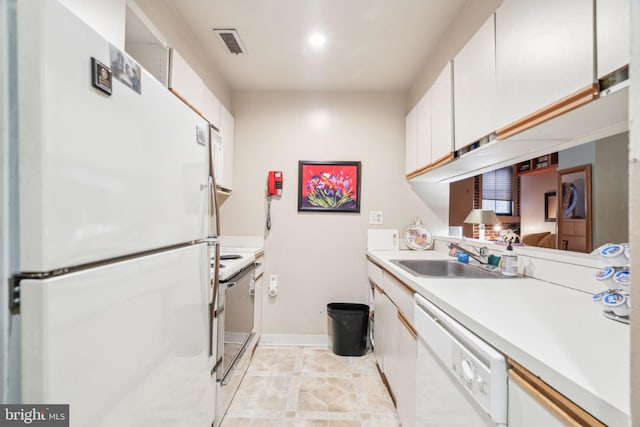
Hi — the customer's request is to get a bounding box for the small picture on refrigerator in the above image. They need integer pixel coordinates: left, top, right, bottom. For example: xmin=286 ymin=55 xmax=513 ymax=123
xmin=109 ymin=44 xmax=142 ymax=94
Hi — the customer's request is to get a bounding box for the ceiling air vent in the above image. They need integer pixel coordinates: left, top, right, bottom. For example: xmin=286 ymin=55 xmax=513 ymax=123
xmin=213 ymin=29 xmax=246 ymax=55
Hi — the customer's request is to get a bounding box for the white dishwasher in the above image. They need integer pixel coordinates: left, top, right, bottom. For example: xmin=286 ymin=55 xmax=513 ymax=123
xmin=414 ymin=294 xmax=508 ymax=426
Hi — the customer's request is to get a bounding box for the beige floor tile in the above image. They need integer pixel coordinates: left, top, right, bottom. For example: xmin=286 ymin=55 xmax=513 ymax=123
xmin=250 ymin=346 xmax=301 ymax=373
xmin=220 ymin=345 xmax=399 ymax=427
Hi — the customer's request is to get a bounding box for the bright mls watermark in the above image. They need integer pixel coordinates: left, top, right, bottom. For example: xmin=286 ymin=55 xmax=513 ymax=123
xmin=0 ymin=405 xmax=68 ymax=426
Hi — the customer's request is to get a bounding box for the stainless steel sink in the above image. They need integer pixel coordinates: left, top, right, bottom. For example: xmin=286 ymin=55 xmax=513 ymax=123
xmin=391 ymin=259 xmax=518 ymax=279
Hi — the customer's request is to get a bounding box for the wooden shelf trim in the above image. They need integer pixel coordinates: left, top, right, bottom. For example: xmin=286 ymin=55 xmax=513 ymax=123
xmin=508 ymin=358 xmax=606 ymax=427
xmin=496 ymin=84 xmax=599 ymax=140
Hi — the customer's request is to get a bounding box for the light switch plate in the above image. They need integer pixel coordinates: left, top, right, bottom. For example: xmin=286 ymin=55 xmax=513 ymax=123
xmin=369 ymin=211 xmax=383 ymax=224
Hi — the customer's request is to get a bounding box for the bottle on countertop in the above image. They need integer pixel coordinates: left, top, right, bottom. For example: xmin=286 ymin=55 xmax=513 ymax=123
xmin=501 ymin=242 xmax=518 ymax=276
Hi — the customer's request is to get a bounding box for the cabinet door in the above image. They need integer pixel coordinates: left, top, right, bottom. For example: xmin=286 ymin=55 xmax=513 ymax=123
xmin=219 ymin=105 xmax=235 ymax=191
xmin=202 ymin=87 xmax=221 ymax=130
xmin=430 ymin=62 xmax=453 ymax=161
xmin=508 ymin=375 xmax=568 ymax=427
xmin=373 ymin=287 xmax=392 ymax=372
xmin=416 ymin=91 xmax=432 ymax=169
xmin=596 ymin=0 xmax=630 ymax=78
xmin=405 ymin=106 xmax=418 ymax=174
xmin=168 ymin=48 xmax=205 ymax=112
xmin=454 ymin=14 xmax=496 ymax=150
xmin=395 ymin=312 xmax=416 ymax=427
xmin=495 ymin=0 xmax=594 ymax=129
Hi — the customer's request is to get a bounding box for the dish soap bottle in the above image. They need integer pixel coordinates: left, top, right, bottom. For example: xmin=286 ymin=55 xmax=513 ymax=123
xmin=501 ymin=242 xmax=518 ymax=276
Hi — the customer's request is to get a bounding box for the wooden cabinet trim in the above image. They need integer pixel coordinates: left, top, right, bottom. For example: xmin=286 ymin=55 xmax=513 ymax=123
xmin=373 ymin=283 xmax=386 ymax=296
xmin=405 ymin=152 xmax=454 ymax=180
xmin=397 ymin=310 xmax=417 ymax=339
xmin=496 ymin=84 xmax=599 ymax=140
xmin=169 ymin=88 xmax=207 ymax=121
xmin=508 ymin=359 xmax=605 ymax=427
xmin=383 ymin=268 xmax=416 ymax=296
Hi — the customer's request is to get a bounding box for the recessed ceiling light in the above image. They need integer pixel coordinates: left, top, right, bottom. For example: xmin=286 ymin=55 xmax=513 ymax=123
xmin=308 ymin=33 xmax=326 ymax=48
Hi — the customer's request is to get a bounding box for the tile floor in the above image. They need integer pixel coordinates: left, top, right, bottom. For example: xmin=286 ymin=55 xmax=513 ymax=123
xmin=220 ymin=345 xmax=401 ymax=427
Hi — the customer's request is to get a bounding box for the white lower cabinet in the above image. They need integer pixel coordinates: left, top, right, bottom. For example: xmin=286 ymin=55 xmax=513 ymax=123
xmin=394 ymin=311 xmax=416 ymax=427
xmin=508 ymin=365 xmax=606 ymax=427
xmin=508 ymin=373 xmax=566 ymax=427
xmin=373 ymin=285 xmax=393 ymax=371
xmin=370 ymin=261 xmax=416 ymax=427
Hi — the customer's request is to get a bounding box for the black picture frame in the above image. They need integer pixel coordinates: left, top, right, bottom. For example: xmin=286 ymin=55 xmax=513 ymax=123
xmin=91 ymin=57 xmax=112 ymax=95
xmin=298 ymin=161 xmax=361 ymax=213
xmin=544 ymin=191 xmax=557 ymax=222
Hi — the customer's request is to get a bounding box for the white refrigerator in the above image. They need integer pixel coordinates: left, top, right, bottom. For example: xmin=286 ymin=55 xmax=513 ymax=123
xmin=5 ymin=1 xmax=220 ymax=425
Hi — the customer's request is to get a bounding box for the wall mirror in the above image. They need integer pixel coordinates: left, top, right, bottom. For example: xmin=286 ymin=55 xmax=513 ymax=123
xmin=449 ymin=132 xmax=629 ymax=254
xmin=557 ymin=164 xmax=591 ymax=252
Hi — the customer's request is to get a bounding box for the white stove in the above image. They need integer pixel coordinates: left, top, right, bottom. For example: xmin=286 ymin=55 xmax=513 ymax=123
xmin=212 ymin=251 xmax=256 ymax=282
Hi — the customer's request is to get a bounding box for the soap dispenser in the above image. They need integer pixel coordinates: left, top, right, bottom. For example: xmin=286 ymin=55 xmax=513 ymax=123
xmin=501 ymin=242 xmax=518 ymax=276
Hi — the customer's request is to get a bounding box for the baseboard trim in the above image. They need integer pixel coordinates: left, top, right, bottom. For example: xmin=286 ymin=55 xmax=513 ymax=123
xmin=259 ymin=334 xmax=330 ymax=347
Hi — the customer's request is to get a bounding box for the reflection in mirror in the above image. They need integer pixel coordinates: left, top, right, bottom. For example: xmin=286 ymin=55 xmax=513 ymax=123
xmin=557 ymin=164 xmax=592 ymax=252
xmin=449 ymin=132 xmax=629 ymax=253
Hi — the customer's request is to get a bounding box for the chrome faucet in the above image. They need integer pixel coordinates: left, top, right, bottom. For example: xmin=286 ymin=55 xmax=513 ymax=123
xmin=448 ymin=242 xmax=488 ymax=265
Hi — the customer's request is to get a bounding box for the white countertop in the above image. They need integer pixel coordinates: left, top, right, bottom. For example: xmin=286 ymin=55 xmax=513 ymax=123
xmin=367 ymin=249 xmax=630 ymax=426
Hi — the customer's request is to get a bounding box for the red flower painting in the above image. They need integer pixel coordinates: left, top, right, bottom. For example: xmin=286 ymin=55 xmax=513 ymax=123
xmin=298 ymin=161 xmax=361 ymax=212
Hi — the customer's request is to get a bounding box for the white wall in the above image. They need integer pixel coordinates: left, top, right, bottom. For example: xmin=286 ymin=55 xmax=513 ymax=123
xmin=520 ymin=172 xmax=557 ymax=236
xmin=221 ymin=92 xmax=448 ymax=338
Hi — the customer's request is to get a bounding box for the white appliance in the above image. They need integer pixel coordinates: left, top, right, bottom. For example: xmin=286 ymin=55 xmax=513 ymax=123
xmin=414 ymin=294 xmax=508 ymax=426
xmin=5 ymin=1 xmax=221 ymax=425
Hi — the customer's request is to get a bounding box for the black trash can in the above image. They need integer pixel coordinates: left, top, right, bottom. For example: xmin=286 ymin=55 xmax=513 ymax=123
xmin=327 ymin=303 xmax=369 ymax=356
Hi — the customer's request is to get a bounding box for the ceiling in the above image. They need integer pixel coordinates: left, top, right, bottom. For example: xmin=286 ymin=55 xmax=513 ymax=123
xmin=161 ymin=0 xmax=468 ymax=92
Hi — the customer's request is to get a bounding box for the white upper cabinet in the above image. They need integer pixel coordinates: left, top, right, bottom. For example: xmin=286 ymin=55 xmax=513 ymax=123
xmin=430 ymin=61 xmax=453 ymax=161
xmin=495 ymin=0 xmax=594 ymax=130
xmin=218 ymin=105 xmax=235 ymax=191
xmin=405 ymin=107 xmax=418 ymax=175
xmin=168 ymin=48 xmax=221 ymax=129
xmin=596 ymin=0 xmax=630 ymax=78
xmin=454 ymin=14 xmax=496 ymax=150
xmin=169 ymin=49 xmax=204 ymax=110
xmin=202 ymin=87 xmax=221 ymax=130
xmin=405 ymin=62 xmax=452 ymax=175
xmin=416 ymin=92 xmax=432 ymax=168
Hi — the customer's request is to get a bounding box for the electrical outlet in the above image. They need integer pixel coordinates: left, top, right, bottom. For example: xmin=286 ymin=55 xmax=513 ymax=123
xmin=369 ymin=211 xmax=383 ymax=224
xmin=270 ymin=274 xmax=278 ymax=285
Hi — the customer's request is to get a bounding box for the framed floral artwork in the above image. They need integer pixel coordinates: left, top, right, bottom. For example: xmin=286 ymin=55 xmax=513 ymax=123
xmin=298 ymin=161 xmax=361 ymax=212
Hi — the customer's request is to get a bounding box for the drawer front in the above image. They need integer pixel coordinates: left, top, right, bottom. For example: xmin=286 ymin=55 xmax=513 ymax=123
xmin=368 ymin=260 xmax=384 ymax=288
xmin=383 ymin=271 xmax=415 ymax=324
